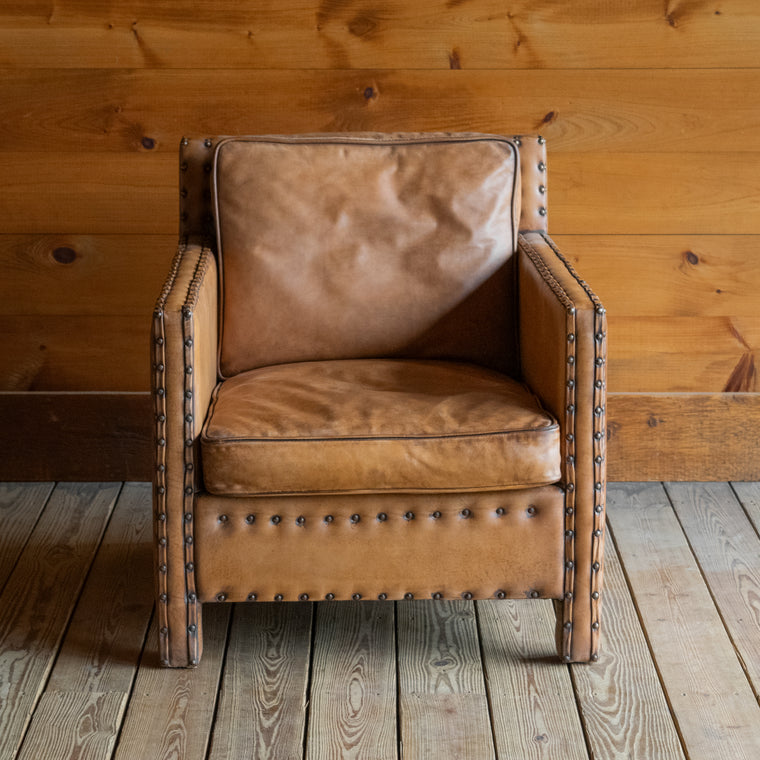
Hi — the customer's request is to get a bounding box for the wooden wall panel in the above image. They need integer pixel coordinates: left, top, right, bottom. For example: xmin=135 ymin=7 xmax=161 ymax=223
xmin=1 ymin=1 xmax=757 ymax=69
xmin=1 ymin=0 xmax=758 ymax=479
xmin=2 ymin=69 xmax=758 ymax=153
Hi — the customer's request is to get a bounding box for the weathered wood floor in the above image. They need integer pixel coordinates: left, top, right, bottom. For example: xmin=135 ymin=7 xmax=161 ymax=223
xmin=1 ymin=482 xmax=759 ymax=760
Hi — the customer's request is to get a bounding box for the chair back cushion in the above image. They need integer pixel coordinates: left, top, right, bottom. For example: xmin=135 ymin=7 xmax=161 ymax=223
xmin=212 ymin=134 xmax=521 ymax=377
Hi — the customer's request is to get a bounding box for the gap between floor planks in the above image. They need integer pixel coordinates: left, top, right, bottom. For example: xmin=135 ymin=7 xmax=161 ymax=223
xmin=0 ymin=482 xmax=759 ymax=759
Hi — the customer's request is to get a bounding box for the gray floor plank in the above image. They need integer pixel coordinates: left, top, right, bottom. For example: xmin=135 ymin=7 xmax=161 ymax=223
xmin=609 ymin=482 xmax=760 ymax=760
xmin=0 ymin=483 xmax=120 ymax=760
xmin=478 ymin=598 xmax=588 ymax=760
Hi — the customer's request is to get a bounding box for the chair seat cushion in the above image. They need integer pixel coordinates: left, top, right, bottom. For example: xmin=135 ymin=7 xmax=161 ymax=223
xmin=200 ymin=359 xmax=560 ymax=496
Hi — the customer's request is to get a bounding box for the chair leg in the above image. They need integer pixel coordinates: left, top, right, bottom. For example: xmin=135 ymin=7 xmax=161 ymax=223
xmin=157 ymin=583 xmax=203 ymax=667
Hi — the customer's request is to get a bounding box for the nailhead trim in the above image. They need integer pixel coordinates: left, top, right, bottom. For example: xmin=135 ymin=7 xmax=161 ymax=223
xmin=518 ymin=233 xmax=577 ymax=658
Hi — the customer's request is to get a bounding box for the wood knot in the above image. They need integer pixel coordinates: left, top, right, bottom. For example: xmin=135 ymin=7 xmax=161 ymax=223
xmin=684 ymin=250 xmax=699 ymax=265
xmin=52 ymin=247 xmax=76 ymax=264
xmin=448 ymin=48 xmax=461 ymax=69
xmin=348 ymin=14 xmax=377 ymax=38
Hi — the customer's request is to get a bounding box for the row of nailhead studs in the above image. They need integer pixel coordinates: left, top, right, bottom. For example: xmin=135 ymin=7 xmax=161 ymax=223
xmin=516 ymin=234 xmax=577 ymax=660
xmin=182 ymin=297 xmax=200 ymax=667
xmin=212 ymin=589 xmax=543 ymax=603
xmin=513 ymin=135 xmax=548 ymax=220
xmin=180 ymin=248 xmax=214 ymax=667
xmin=543 ymin=233 xmax=607 ymax=662
xmin=179 ymin=138 xmax=215 ymax=238
xmin=215 ymin=506 xmax=539 ymax=525
xmin=153 ymin=244 xmax=186 ymax=667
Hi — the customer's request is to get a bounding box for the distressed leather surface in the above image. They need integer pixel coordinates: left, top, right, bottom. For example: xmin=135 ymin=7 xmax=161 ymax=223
xmin=194 ymin=486 xmax=565 ymax=603
xmin=212 ymin=134 xmax=521 ymax=377
xmin=200 ymin=358 xmax=560 ymax=496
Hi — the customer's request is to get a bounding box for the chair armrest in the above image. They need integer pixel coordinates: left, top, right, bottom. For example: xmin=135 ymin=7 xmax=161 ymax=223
xmin=518 ymin=231 xmax=607 ymax=662
xmin=151 ymin=236 xmax=217 ymax=666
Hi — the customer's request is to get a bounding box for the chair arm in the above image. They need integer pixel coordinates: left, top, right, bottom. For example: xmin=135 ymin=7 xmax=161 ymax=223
xmin=517 ymin=231 xmax=607 ymax=662
xmin=151 ymin=236 xmax=217 ymax=666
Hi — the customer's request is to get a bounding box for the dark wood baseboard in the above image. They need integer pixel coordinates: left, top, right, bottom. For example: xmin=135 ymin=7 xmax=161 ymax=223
xmin=1 ymin=391 xmax=758 ymax=482
xmin=0 ymin=392 xmax=152 ymax=481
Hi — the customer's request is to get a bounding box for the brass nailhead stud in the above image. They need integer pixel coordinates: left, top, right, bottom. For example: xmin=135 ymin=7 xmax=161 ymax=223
xmin=563 ymin=654 xmax=571 ymax=662
xmin=496 ymin=590 xmax=507 ymax=599
xmin=595 ymin=357 xmax=605 ymax=366
xmin=567 ymin=379 xmax=575 ymax=388
xmin=184 ymin=486 xmax=193 ymax=495
xmin=159 ymin=593 xmax=168 ymax=602
xmin=432 ymin=592 xmax=443 ymax=600
xmin=185 ymin=337 xmax=193 ymax=347
xmin=592 ymin=562 xmax=601 ymax=571
xmin=432 ymin=511 xmax=442 ymax=519
xmin=378 ymin=593 xmax=388 ymax=600
xmin=185 ymin=439 xmax=193 ymax=447
xmin=295 ymin=516 xmax=305 ymax=526
xmin=539 ymin=184 xmax=546 ymax=194
xmin=567 ymin=404 xmax=575 ymax=413
xmin=274 ymin=594 xmax=283 ymax=601
xmin=271 ymin=515 xmax=281 ymax=525
xmin=404 ymin=511 xmax=415 ymax=520
xmin=204 ymin=138 xmax=213 ymax=148
xmin=595 ymin=455 xmax=603 ymax=463
xmin=567 ymin=333 xmax=575 ymax=342
xmin=160 ymin=626 xmax=168 ymax=635
xmin=566 ymin=507 xmax=574 ymax=516
xmin=566 ymin=433 xmax=574 ymax=442
xmin=325 ymin=593 xmax=335 ymax=600
xmin=159 ymin=537 xmax=167 ymax=546
xmin=595 ymin=432 xmax=604 ymax=440
xmin=565 ymin=591 xmax=574 ymax=600
xmin=460 ymin=508 xmax=471 ymax=518
xmin=155 ymin=336 xmax=164 ymax=345
xmin=157 ymin=414 xmax=166 ymax=423
xmin=538 ymin=161 xmax=546 ymax=171
xmin=157 ymin=512 xmax=166 ymax=521
xmin=564 ymin=621 xmax=572 ymax=630
xmin=159 ymin=563 xmax=167 ymax=573
xmin=191 ymin=658 xmax=199 ymax=666
xmin=185 ymin=463 xmax=193 ymax=471
xmin=592 ymin=591 xmax=600 ymax=600
xmin=185 ymin=536 xmax=193 ymax=544
xmin=377 ymin=512 xmax=387 ymax=521
xmin=324 ymin=515 xmax=333 ymax=523
xmin=529 ymin=590 xmax=540 ymax=599
xmin=495 ymin=507 xmax=505 ymax=516
xmin=245 ymin=514 xmax=255 ymax=524
xmin=462 ymin=591 xmax=473 ymax=600
xmin=595 ymin=380 xmax=603 ymax=388
xmin=592 ymin=621 xmax=600 ymax=630
xmin=185 ymin=390 xmax=192 ymax=399
xmin=594 ymin=529 xmax=603 ymax=537
xmin=352 ymin=593 xmax=362 ymax=600
xmin=184 ymin=512 xmax=192 ymax=522
xmin=299 ymin=593 xmax=309 ymax=601
xmin=567 ymin=356 xmax=575 ymax=364
xmin=248 ymin=593 xmax=257 ymax=601
xmin=527 ymin=505 xmax=537 ymax=516
xmin=404 ymin=592 xmax=414 ymax=600
xmin=566 ymin=484 xmax=575 ymax=492
xmin=595 ymin=482 xmax=603 ymax=491
xmin=188 ymin=592 xmax=197 ymax=601
xmin=512 ymin=136 xmax=522 ymax=146
xmin=566 ymin=560 xmax=574 ymax=569
xmin=185 ymin=414 xmax=193 ymax=423
xmin=591 ymin=653 xmax=599 ymax=661
xmin=567 ymin=455 xmax=575 ymax=464
xmin=185 ymin=366 xmax=193 ymax=375
xmin=539 ymin=206 xmax=547 ymax=216
xmin=186 ymin=562 xmax=194 ymax=571
xmin=350 ymin=513 xmax=360 ymax=523
xmin=538 ymin=135 xmax=546 ymax=144
xmin=157 ymin=388 xmax=165 ymax=398
xmin=566 ymin=530 xmax=574 ymax=538
xmin=188 ymin=624 xmax=196 ymax=633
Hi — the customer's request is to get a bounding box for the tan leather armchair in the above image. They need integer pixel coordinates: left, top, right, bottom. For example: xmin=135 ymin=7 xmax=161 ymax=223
xmin=152 ymin=133 xmax=607 ymax=667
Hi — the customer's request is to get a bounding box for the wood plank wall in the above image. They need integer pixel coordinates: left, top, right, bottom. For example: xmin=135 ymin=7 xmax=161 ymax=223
xmin=1 ymin=1 xmax=759 ymax=480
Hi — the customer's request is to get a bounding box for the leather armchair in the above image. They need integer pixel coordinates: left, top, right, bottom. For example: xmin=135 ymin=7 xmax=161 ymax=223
xmin=152 ymin=133 xmax=607 ymax=667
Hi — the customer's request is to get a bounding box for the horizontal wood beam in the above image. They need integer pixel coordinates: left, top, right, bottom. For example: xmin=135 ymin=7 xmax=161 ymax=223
xmin=1 ymin=391 xmax=758 ymax=482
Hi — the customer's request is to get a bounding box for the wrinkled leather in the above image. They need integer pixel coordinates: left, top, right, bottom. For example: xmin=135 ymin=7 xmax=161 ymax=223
xmin=213 ymin=135 xmax=521 ymax=377
xmin=201 ymin=359 xmax=560 ymax=495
